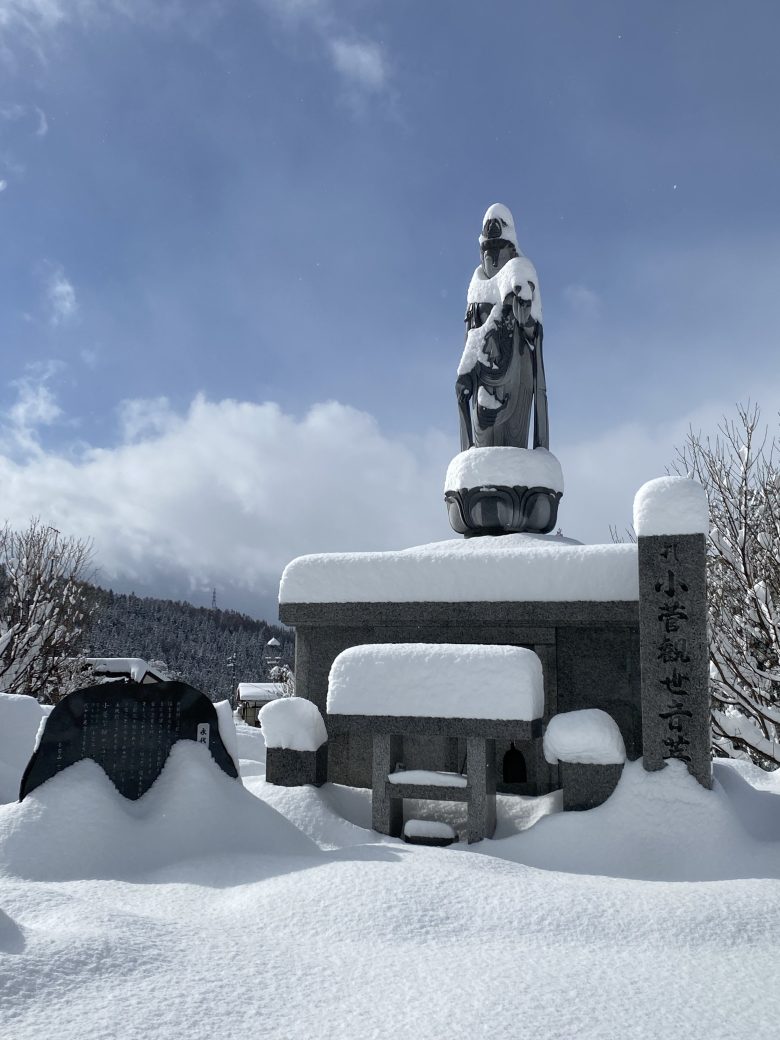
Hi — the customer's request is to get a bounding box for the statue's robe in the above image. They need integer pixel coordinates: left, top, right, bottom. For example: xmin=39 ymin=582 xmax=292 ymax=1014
xmin=457 ymin=257 xmax=548 ymax=453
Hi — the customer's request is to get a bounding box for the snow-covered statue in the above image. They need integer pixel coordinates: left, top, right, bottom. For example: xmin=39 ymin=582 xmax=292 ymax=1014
xmin=456 ymin=203 xmax=547 ymax=452
xmin=445 ymin=203 xmax=563 ymax=536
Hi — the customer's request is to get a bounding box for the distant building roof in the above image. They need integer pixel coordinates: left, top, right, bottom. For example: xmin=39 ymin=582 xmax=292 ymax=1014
xmin=238 ymin=682 xmax=284 ymax=703
xmin=84 ymin=658 xmax=166 ymax=684
xmin=266 ymin=637 xmax=281 ymax=647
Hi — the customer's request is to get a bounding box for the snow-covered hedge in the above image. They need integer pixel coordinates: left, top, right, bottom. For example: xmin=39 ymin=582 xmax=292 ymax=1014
xmin=327 ymin=643 xmax=544 ymax=720
xmin=259 ymin=698 xmax=328 ymax=752
xmin=543 ymin=709 xmax=626 ymax=765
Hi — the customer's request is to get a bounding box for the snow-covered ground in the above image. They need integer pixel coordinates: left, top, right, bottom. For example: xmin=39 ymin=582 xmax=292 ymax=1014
xmin=1 ymin=697 xmax=780 ymax=1040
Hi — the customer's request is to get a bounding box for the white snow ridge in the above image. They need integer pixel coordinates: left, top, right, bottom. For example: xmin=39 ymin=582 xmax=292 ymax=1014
xmin=0 ymin=696 xmax=779 ymax=1039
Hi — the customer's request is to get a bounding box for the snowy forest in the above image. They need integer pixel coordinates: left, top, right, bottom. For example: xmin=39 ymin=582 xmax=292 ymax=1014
xmin=81 ymin=587 xmax=292 ymax=701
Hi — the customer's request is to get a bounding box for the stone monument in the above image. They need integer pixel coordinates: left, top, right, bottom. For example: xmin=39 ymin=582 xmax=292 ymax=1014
xmin=634 ymin=477 xmax=712 ymax=787
xmin=19 ymin=680 xmax=239 ymax=801
xmin=446 ymin=203 xmax=563 ymax=536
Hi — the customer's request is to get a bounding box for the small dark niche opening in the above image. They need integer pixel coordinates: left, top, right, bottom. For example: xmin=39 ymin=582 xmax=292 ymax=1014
xmin=503 ymin=742 xmax=527 ymax=784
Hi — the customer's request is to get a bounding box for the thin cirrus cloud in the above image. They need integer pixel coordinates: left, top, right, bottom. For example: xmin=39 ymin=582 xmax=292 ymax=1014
xmin=45 ymin=266 xmax=77 ymax=325
xmin=328 ymin=38 xmax=388 ymax=91
xmin=1 ymin=0 xmax=392 ymax=97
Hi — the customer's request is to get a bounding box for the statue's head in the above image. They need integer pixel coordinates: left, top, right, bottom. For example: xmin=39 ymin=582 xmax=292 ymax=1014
xmin=479 ymin=203 xmax=519 ymax=278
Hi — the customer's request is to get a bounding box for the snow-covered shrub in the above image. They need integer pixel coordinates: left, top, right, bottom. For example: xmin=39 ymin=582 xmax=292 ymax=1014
xmin=674 ymin=404 xmax=780 ymax=768
xmin=0 ymin=519 xmax=93 ymax=703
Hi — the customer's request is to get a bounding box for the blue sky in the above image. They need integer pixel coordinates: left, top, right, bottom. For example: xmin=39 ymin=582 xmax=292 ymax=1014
xmin=2 ymin=0 xmax=780 ymax=618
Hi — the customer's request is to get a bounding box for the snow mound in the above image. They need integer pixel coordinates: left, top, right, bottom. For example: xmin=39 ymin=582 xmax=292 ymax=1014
xmin=543 ymin=709 xmax=626 ymax=765
xmin=280 ymin=536 xmax=638 ymax=604
xmin=235 ymin=720 xmax=267 ymax=766
xmin=214 ymin=699 xmax=240 ymax=771
xmin=328 ymin=643 xmax=544 ymax=720
xmin=480 ymin=759 xmax=780 ymax=881
xmin=633 ymin=476 xmax=709 ymax=537
xmin=0 ymin=742 xmax=316 ymax=881
xmin=0 ymin=692 xmax=48 ymax=804
xmin=445 ymin=446 xmax=563 ymax=493
xmin=259 ymin=698 xmax=327 ymax=751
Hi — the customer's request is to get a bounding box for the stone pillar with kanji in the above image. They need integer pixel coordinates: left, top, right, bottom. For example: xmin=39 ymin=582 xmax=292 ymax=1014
xmin=634 ymin=477 xmax=712 ymax=788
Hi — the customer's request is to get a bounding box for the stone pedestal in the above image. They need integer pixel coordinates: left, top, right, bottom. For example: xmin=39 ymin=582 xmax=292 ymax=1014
xmin=465 ymin=737 xmax=497 ymax=841
xmin=638 ymin=533 xmax=711 ymax=787
xmin=372 ymin=733 xmax=404 ymax=836
xmin=265 ymin=744 xmax=327 ymax=787
xmin=560 ymin=762 xmax=623 ymax=811
xmin=444 ymin=447 xmax=563 ymax=536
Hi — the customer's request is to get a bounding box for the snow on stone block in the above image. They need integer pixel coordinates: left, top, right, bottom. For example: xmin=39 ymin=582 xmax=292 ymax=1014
xmin=280 ymin=536 xmax=638 ymax=604
xmin=259 ymin=698 xmax=328 ymax=752
xmin=633 ymin=476 xmax=709 ymax=537
xmin=543 ymin=709 xmax=626 ymax=765
xmin=388 ymin=769 xmax=468 ymax=788
xmin=327 ymin=644 xmax=544 ymax=720
xmin=445 ymin=447 xmax=564 ymax=494
xmin=403 ymin=819 xmax=457 ymax=840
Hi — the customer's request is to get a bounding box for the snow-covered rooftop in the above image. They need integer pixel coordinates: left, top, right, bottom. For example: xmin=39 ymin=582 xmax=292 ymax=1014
xmin=633 ymin=476 xmax=709 ymax=537
xmin=327 ymin=644 xmax=544 ymax=720
xmin=85 ymin=658 xmax=163 ymax=683
xmin=280 ymin=535 xmax=638 ymax=604
xmin=238 ymin=683 xmax=283 ymax=703
xmin=543 ymin=709 xmax=626 ymax=766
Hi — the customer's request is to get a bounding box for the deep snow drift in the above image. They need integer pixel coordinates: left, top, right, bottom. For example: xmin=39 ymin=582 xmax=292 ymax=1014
xmin=1 ymin=693 xmax=779 ymax=1040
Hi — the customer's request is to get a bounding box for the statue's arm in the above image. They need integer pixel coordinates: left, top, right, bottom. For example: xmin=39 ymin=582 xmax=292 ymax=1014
xmin=456 ymin=363 xmax=476 ymax=451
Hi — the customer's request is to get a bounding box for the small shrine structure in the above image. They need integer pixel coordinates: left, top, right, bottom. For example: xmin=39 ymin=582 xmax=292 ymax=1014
xmin=273 ymin=204 xmax=712 ymax=833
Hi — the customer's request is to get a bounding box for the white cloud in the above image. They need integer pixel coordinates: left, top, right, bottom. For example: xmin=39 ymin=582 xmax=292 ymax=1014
xmin=118 ymin=396 xmax=176 ymax=441
xmin=328 ymin=38 xmax=387 ymax=91
xmin=2 ymin=386 xmax=774 ymax=619
xmin=46 ymin=265 xmax=77 ymax=325
xmin=2 ymin=364 xmax=64 ymax=455
xmin=0 ymin=395 xmax=453 ymax=616
xmin=255 ymin=0 xmax=391 ymax=97
xmin=0 ymin=179 xmax=6 ymax=192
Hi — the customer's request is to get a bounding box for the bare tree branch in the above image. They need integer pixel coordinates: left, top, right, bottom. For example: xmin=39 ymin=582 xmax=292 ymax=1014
xmin=672 ymin=404 xmax=780 ymax=768
xmin=0 ymin=518 xmax=93 ymax=702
